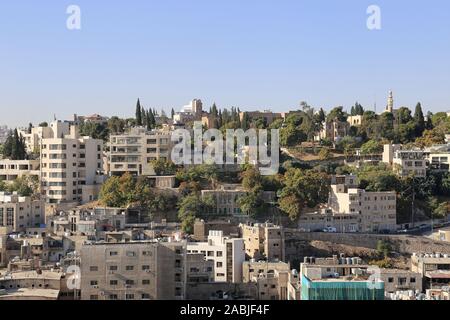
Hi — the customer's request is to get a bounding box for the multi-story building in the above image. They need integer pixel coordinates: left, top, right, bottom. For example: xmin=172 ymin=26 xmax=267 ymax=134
xmin=18 ymin=124 xmax=59 ymax=154
xmin=186 ymin=253 xmax=214 ymax=284
xmin=40 ymin=121 xmax=104 ymax=204
xmin=242 ymin=261 xmax=291 ymax=300
xmin=0 ymin=192 xmax=45 ymax=233
xmin=187 ymin=230 xmax=245 ymax=283
xmin=299 ymin=255 xmax=385 ymax=300
xmin=383 ymin=144 xmax=427 ymax=178
xmin=173 ymin=99 xmax=203 ymax=124
xmin=0 ymin=159 xmax=40 ymax=183
xmin=411 ymin=253 xmax=450 ymax=290
xmin=239 ymin=111 xmax=283 ymax=126
xmin=315 ymin=119 xmax=349 ymax=143
xmin=424 ymin=144 xmax=450 ymax=172
xmin=380 ymin=269 xmax=422 ymax=294
xmin=347 ymin=115 xmax=363 ymax=127
xmin=239 ymin=223 xmax=284 ymax=262
xmin=298 ymin=208 xmax=360 ymax=233
xmin=328 ymin=175 xmax=397 ymax=233
xmin=80 ymin=240 xmax=187 ymax=300
xmin=109 ymin=127 xmax=172 ymax=176
xmin=202 ymin=184 xmax=276 ymax=217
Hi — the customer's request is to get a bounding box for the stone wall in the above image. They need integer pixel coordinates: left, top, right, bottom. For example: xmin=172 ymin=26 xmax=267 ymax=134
xmin=284 ymin=229 xmax=450 ymax=265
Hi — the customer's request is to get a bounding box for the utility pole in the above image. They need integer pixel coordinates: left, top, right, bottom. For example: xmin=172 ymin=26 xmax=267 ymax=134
xmin=411 ymin=178 xmax=416 ymax=229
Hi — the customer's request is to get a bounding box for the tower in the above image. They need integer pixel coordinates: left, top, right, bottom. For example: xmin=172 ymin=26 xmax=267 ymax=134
xmin=385 ymin=90 xmax=394 ymax=113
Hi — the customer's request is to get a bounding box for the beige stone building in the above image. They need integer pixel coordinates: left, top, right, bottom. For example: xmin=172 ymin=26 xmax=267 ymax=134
xmin=109 ymin=127 xmax=172 ymax=176
xmin=0 ymin=159 xmax=40 ymax=183
xmin=80 ymin=240 xmax=186 ymax=300
xmin=380 ymin=269 xmax=422 ymax=294
xmin=40 ymin=121 xmax=104 ymax=204
xmin=202 ymin=184 xmax=276 ymax=217
xmin=411 ymin=253 xmax=450 ymax=289
xmin=315 ymin=119 xmax=349 ymax=143
xmin=328 ymin=175 xmax=397 ymax=233
xmin=383 ymin=144 xmax=427 ymax=178
xmin=240 ymin=223 xmax=284 ymax=262
xmin=0 ymin=192 xmax=45 ymax=233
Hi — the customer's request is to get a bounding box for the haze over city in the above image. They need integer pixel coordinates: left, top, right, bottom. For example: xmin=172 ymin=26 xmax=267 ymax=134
xmin=1 ymin=0 xmax=450 ymax=127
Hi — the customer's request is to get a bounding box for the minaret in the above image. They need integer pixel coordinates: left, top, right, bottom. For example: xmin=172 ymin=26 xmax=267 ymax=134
xmin=386 ymin=90 xmax=394 ymax=113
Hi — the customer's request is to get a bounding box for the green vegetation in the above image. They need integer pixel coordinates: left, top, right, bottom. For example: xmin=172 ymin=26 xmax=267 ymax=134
xmin=2 ymin=129 xmax=27 ymax=160
xmin=0 ymin=175 xmax=38 ymax=197
xmin=99 ymin=173 xmax=176 ymax=215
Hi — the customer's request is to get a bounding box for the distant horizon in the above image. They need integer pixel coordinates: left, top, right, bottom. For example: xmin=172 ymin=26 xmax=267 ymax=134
xmin=2 ymin=1 xmax=450 ymax=127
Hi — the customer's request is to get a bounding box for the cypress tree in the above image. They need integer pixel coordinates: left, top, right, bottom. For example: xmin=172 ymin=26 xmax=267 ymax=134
xmin=414 ymin=102 xmax=425 ymax=136
xmin=135 ymin=99 xmax=142 ymax=126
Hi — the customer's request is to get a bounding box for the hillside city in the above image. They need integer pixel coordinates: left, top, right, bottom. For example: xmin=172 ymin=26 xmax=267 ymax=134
xmin=2 ymin=92 xmax=450 ymax=301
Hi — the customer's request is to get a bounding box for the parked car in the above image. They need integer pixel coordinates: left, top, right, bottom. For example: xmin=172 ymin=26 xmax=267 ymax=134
xmin=323 ymin=227 xmax=337 ymax=233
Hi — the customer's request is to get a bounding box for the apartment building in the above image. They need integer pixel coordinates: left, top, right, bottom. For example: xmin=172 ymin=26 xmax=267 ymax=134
xmin=202 ymin=184 xmax=276 ymax=217
xmin=18 ymin=124 xmax=58 ymax=154
xmin=240 ymin=223 xmax=284 ymax=262
xmin=109 ymin=127 xmax=172 ymax=176
xmin=0 ymin=159 xmax=40 ymax=183
xmin=383 ymin=144 xmax=427 ymax=178
xmin=380 ymin=269 xmax=422 ymax=294
xmin=80 ymin=240 xmax=187 ymax=300
xmin=298 ymin=208 xmax=360 ymax=233
xmin=187 ymin=230 xmax=245 ymax=283
xmin=300 ymin=255 xmax=385 ymax=300
xmin=242 ymin=261 xmax=291 ymax=300
xmin=40 ymin=121 xmax=104 ymax=204
xmin=347 ymin=115 xmax=363 ymax=127
xmin=411 ymin=253 xmax=450 ymax=290
xmin=328 ymin=175 xmax=397 ymax=233
xmin=0 ymin=192 xmax=45 ymax=233
xmin=186 ymin=253 xmax=214 ymax=284
xmin=424 ymin=144 xmax=450 ymax=172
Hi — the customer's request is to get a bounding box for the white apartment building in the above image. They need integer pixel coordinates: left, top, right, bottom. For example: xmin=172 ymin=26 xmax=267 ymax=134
xmin=328 ymin=175 xmax=397 ymax=233
xmin=40 ymin=121 xmax=104 ymax=204
xmin=18 ymin=124 xmax=59 ymax=154
xmin=187 ymin=230 xmax=245 ymax=283
xmin=0 ymin=159 xmax=40 ymax=182
xmin=109 ymin=127 xmax=172 ymax=176
xmin=0 ymin=192 xmax=45 ymax=233
xmin=383 ymin=144 xmax=427 ymax=178
xmin=424 ymin=144 xmax=450 ymax=172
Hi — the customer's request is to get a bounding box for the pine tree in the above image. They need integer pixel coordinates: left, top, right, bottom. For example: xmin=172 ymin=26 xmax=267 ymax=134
xmin=135 ymin=99 xmax=142 ymax=126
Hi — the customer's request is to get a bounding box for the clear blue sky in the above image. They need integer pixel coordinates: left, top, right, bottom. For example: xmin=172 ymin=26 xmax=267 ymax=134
xmin=1 ymin=0 xmax=450 ymax=127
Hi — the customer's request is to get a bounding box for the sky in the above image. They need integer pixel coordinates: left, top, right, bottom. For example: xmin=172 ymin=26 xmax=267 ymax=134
xmin=1 ymin=0 xmax=450 ymax=127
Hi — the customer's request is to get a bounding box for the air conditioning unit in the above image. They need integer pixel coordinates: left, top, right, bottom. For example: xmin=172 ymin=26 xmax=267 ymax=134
xmin=92 ymin=285 xmax=99 ymax=289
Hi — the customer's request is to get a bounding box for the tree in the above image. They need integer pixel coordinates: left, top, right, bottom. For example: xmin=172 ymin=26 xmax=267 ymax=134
xmin=177 ymin=193 xmax=213 ymax=234
xmin=151 ymin=159 xmax=177 ymax=176
xmin=171 ymin=108 xmax=175 ymax=120
xmin=2 ymin=129 xmax=27 ymax=160
xmin=135 ymin=99 xmax=142 ymax=126
xmin=278 ymin=168 xmax=330 ymax=221
xmin=318 ymin=148 xmax=332 ymax=161
xmin=376 ymin=240 xmax=392 ymax=259
xmin=360 ymin=140 xmax=383 ymax=155
xmin=99 ymin=176 xmax=125 ymax=207
xmin=327 ymin=106 xmax=347 ymax=122
xmin=414 ymin=103 xmax=425 ymax=136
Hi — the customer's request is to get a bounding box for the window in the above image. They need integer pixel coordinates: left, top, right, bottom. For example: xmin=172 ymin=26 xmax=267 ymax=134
xmin=216 ymin=251 xmax=223 ymax=257
xmin=125 ymin=280 xmax=135 ymax=286
xmin=109 ymin=266 xmax=118 ymax=271
xmin=207 ymin=251 xmax=214 ymax=257
xmin=126 ymin=266 xmax=134 ymax=271
xmin=125 ymin=294 xmax=135 ymax=300
xmin=142 ymin=294 xmax=150 ymax=299
xmin=90 ymin=295 xmax=99 ymax=300
xmin=216 ymin=262 xmax=223 ymax=268
xmin=142 ymin=280 xmax=150 ymax=285
xmin=109 ymin=251 xmax=118 ymax=256
xmin=110 ymin=280 xmax=118 ymax=286
xmin=143 ymin=251 xmax=152 ymax=256
xmin=90 ymin=266 xmax=98 ymax=272
xmin=90 ymin=281 xmax=98 ymax=286
xmin=109 ymin=295 xmax=118 ymax=300
xmin=142 ymin=265 xmax=150 ymax=271
xmin=126 ymin=251 xmax=136 ymax=257
xmin=410 ymin=278 xmax=416 ymax=283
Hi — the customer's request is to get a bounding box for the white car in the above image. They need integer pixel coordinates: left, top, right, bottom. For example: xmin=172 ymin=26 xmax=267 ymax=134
xmin=323 ymin=227 xmax=337 ymax=233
